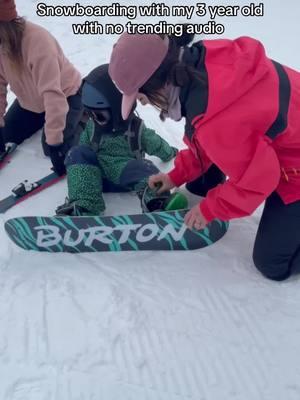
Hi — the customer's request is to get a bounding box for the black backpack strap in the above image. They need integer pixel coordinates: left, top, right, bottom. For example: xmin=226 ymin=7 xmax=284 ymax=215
xmin=126 ymin=115 xmax=145 ymax=159
xmin=265 ymin=61 xmax=291 ymax=140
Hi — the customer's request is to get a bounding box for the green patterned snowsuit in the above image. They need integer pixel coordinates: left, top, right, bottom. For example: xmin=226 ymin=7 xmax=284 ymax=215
xmin=64 ymin=118 xmax=177 ymax=215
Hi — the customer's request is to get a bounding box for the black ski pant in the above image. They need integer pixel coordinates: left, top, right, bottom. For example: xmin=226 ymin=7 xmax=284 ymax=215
xmin=253 ymin=192 xmax=300 ymax=281
xmin=0 ymin=131 xmax=5 ymax=153
xmin=1 ymin=90 xmax=84 ymax=154
xmin=186 ymin=166 xmax=300 ymax=281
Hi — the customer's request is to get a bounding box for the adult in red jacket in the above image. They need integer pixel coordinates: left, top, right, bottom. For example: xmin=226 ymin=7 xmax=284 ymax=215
xmin=109 ymin=32 xmax=300 ymax=281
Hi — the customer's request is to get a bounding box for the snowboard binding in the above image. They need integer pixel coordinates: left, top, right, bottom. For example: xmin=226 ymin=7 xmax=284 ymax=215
xmin=12 ymin=180 xmax=40 ymax=197
xmin=140 ymin=185 xmax=188 ymax=213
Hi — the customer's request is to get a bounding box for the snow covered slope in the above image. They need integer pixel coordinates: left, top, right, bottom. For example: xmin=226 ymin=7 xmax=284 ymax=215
xmin=1 ymin=1 xmax=300 ymax=398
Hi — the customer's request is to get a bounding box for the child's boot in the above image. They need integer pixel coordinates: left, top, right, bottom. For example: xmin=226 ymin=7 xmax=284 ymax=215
xmin=56 ymin=198 xmax=91 ymax=216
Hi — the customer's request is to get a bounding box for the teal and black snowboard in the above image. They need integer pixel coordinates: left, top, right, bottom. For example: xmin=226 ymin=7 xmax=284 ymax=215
xmin=5 ymin=210 xmax=228 ymax=253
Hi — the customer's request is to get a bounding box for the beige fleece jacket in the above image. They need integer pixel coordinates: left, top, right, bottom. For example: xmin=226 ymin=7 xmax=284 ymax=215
xmin=0 ymin=21 xmax=81 ymax=145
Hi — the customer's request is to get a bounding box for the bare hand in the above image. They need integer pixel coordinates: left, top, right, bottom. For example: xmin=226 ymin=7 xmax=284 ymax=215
xmin=184 ymin=204 xmax=208 ymax=231
xmin=148 ymin=173 xmax=175 ymax=194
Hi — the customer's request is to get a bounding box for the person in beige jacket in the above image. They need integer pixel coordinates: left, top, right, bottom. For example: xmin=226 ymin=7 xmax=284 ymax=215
xmin=0 ymin=0 xmax=83 ymax=175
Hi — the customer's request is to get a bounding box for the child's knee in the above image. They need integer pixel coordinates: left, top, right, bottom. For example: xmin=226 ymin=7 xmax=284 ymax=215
xmin=119 ymin=159 xmax=159 ymax=187
xmin=65 ymin=145 xmax=98 ymax=167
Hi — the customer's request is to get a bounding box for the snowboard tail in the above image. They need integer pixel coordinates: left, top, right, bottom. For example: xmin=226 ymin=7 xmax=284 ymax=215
xmin=5 ymin=210 xmax=229 ymax=253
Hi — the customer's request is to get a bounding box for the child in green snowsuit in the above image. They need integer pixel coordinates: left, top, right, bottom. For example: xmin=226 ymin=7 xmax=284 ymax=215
xmin=56 ymin=64 xmax=185 ymax=216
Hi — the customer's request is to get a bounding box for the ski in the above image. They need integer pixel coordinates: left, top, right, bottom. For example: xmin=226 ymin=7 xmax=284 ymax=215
xmin=0 ymin=143 xmax=18 ymax=170
xmin=4 ymin=211 xmax=229 ymax=253
xmin=0 ymin=172 xmax=65 ymax=213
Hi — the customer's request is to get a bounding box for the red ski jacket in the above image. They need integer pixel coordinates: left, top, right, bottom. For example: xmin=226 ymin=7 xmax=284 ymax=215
xmin=168 ymin=37 xmax=300 ymax=222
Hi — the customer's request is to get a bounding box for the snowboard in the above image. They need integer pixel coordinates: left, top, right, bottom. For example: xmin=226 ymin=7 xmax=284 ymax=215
xmin=5 ymin=210 xmax=229 ymax=253
xmin=0 ymin=172 xmax=65 ymax=213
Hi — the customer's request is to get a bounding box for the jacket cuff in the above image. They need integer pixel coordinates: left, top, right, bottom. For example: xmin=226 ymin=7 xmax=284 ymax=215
xmin=45 ymin=129 xmax=64 ymax=146
xmin=168 ymin=169 xmax=185 ymax=187
xmin=199 ymin=200 xmax=216 ymax=223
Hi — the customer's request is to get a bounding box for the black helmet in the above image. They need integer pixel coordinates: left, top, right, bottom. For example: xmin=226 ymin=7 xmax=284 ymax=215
xmin=82 ymin=64 xmax=132 ymax=133
xmin=81 ymin=82 xmax=110 ymax=109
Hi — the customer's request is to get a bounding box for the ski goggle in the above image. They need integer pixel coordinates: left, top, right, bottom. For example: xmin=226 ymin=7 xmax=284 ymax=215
xmin=86 ymin=109 xmax=111 ymax=126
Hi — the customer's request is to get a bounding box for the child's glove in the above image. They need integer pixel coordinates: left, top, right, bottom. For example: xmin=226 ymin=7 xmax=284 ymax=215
xmin=164 ymin=146 xmax=178 ymax=162
xmin=171 ymin=147 xmax=178 ymax=158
